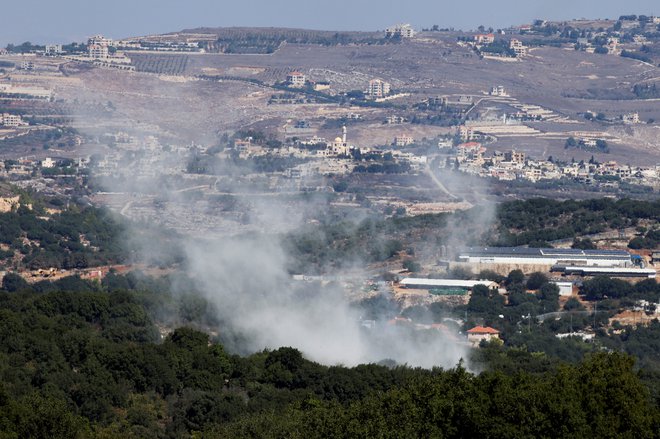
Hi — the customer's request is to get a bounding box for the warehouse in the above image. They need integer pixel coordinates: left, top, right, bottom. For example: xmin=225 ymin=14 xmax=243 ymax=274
xmin=458 ymin=247 xmax=633 ymax=267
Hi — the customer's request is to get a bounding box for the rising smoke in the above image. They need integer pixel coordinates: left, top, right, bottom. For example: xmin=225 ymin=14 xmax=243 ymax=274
xmin=66 ymin=71 xmax=488 ymax=369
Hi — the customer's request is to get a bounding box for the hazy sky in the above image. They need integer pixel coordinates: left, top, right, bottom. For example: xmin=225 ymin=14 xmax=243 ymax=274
xmin=1 ymin=0 xmax=658 ymax=45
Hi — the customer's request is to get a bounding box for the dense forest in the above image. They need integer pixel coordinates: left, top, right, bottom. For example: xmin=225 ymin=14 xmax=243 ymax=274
xmin=0 ymin=200 xmax=125 ymax=271
xmin=0 ymin=278 xmax=658 ymax=438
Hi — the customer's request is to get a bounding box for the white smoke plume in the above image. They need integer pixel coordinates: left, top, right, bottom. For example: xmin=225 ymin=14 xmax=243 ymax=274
xmin=63 ymin=68 xmax=475 ymax=369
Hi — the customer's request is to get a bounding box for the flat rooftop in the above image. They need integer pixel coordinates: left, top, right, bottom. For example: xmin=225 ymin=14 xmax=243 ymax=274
xmin=459 ymin=247 xmax=631 ymax=260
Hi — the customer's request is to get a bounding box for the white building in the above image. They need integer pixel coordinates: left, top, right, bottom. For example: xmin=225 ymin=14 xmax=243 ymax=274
xmin=286 ymin=72 xmax=306 ymax=87
xmin=366 ymin=79 xmax=391 ymax=98
xmin=467 ymin=326 xmax=501 ymax=346
xmin=490 ymin=85 xmax=507 ymax=96
xmin=386 ymin=24 xmax=415 ymax=38
xmin=509 ymin=38 xmax=527 ymax=56
xmin=88 ymin=35 xmax=112 ymax=59
xmin=1 ymin=113 xmax=23 ymax=127
xmin=328 ymin=126 xmax=351 ymax=156
xmin=553 ymin=281 xmax=575 ymax=297
xmin=41 ymin=158 xmax=56 ymax=168
xmin=458 ymin=125 xmax=475 ymax=141
xmin=623 ymin=112 xmax=640 ymax=124
xmin=474 ymin=34 xmax=495 ymax=44
xmin=45 ymin=45 xmax=63 ymax=55
xmin=394 ymin=135 xmax=414 ymax=147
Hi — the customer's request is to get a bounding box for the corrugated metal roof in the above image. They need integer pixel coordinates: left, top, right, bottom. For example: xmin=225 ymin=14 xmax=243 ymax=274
xmin=460 ymin=247 xmax=631 ymax=260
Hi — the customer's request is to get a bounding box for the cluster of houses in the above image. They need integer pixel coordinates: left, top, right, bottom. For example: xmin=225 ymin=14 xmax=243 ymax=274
xmin=449 ymin=141 xmax=660 ymax=187
xmin=285 ymin=71 xmax=392 ymax=100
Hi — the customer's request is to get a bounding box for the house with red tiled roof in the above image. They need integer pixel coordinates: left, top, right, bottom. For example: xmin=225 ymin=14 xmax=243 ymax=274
xmin=467 ymin=326 xmax=501 ymax=346
xmin=286 ymin=71 xmax=306 ymax=88
xmin=474 ymin=34 xmax=495 ymax=44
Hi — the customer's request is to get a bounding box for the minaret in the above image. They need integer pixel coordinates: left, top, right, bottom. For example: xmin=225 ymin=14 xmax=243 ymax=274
xmin=342 ymin=125 xmax=347 ymax=145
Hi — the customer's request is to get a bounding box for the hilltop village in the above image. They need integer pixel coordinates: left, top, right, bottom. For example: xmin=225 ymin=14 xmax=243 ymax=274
xmin=0 ymin=15 xmax=659 ymax=344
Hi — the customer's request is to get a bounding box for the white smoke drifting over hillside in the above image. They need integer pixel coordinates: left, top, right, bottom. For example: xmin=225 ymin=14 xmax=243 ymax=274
xmin=181 ymin=234 xmax=467 ymax=368
xmin=69 ymin=72 xmax=477 ymax=369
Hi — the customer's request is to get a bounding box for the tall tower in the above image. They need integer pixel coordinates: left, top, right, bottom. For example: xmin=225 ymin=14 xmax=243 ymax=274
xmin=342 ymin=125 xmax=347 ymax=144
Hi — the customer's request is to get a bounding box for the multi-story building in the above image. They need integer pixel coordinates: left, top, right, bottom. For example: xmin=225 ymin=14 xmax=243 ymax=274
xmin=88 ymin=35 xmax=112 ymax=59
xmin=394 ymin=135 xmax=414 ymax=147
xmin=509 ymin=38 xmax=527 ymax=56
xmin=386 ymin=24 xmax=415 ymax=39
xmin=458 ymin=125 xmax=475 ymax=141
xmin=366 ymin=79 xmax=391 ymax=98
xmin=1 ymin=113 xmax=23 ymax=127
xmin=45 ymin=45 xmax=63 ymax=55
xmin=286 ymin=71 xmax=306 ymax=87
xmin=505 ymin=150 xmax=525 ymax=164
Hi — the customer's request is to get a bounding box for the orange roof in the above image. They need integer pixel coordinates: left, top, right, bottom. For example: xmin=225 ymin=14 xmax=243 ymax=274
xmin=288 ymin=71 xmax=304 ymax=76
xmin=467 ymin=326 xmax=500 ymax=334
xmin=459 ymin=142 xmax=482 ymax=148
xmin=388 ymin=316 xmax=412 ymax=325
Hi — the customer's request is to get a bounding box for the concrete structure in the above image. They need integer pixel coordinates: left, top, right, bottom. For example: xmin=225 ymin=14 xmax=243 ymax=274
xmin=509 ymin=38 xmax=527 ymax=56
xmin=553 ymin=281 xmax=575 ymax=296
xmin=386 ymin=24 xmax=415 ymax=39
xmin=606 ymin=37 xmax=620 ymax=55
xmin=45 ymin=45 xmax=63 ymax=55
xmin=394 ymin=135 xmax=414 ymax=147
xmin=504 ymin=150 xmax=525 ymax=164
xmin=1 ymin=113 xmax=23 ymax=127
xmin=623 ymin=112 xmax=640 ymax=124
xmin=366 ymin=79 xmax=391 ymax=98
xmin=474 ymin=34 xmax=495 ymax=44
xmin=490 ymin=85 xmax=507 ymax=97
xmin=311 ymin=81 xmax=330 ymax=91
xmin=467 ymin=326 xmax=501 ymax=346
xmin=41 ymin=158 xmax=56 ymax=168
xmin=459 ymin=247 xmax=634 ymax=267
xmin=88 ymin=35 xmax=112 ymax=59
xmin=88 ymin=44 xmax=109 ymax=59
xmin=326 ymin=126 xmax=352 ymax=156
xmin=286 ymin=71 xmax=306 ymax=88
xmin=458 ymin=125 xmax=475 ymax=141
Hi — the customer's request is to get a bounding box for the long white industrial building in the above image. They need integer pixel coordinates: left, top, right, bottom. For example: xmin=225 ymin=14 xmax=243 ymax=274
xmin=458 ymin=247 xmax=633 ymax=267
xmin=554 ymin=266 xmax=656 ymax=278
